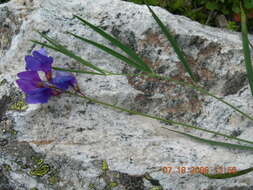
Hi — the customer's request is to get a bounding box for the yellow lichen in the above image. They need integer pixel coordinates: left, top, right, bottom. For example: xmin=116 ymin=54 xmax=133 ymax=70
xmin=2 ymin=164 xmax=12 ymax=171
xmin=88 ymin=183 xmax=96 ymax=189
xmin=109 ymin=182 xmax=118 ymax=188
xmin=9 ymin=100 xmax=28 ymax=111
xmin=30 ymin=164 xmax=50 ymax=177
xmin=101 ymin=160 xmax=109 ymax=172
xmin=149 ymin=187 xmax=163 ymax=190
xmin=48 ymin=175 xmax=58 ymax=185
xmin=31 ymin=156 xmax=44 ymax=166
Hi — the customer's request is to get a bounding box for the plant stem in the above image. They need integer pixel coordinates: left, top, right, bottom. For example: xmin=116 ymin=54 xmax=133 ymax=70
xmin=107 ymin=72 xmax=253 ymax=122
xmin=65 ymin=91 xmax=253 ymax=145
xmin=241 ymin=3 xmax=253 ymax=96
xmin=53 ymin=66 xmax=253 ymax=122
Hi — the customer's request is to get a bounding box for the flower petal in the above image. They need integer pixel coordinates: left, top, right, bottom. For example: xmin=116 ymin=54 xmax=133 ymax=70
xmin=25 ymin=55 xmax=43 ymax=71
xmin=25 ymin=49 xmax=53 ymax=72
xmin=32 ymin=51 xmax=53 ymax=65
xmin=16 ymin=79 xmax=40 ymax=93
xmin=51 ymin=71 xmax=77 ymax=90
xmin=17 ymin=71 xmax=41 ymax=81
xmin=25 ymin=88 xmax=52 ymax=104
xmin=37 ymin=48 xmax=48 ymax=56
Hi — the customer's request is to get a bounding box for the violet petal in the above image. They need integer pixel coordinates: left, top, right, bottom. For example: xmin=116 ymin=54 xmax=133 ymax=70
xmin=17 ymin=71 xmax=41 ymax=81
xmin=25 ymin=88 xmax=52 ymax=104
xmin=51 ymin=71 xmax=77 ymax=90
xmin=16 ymin=79 xmax=40 ymax=93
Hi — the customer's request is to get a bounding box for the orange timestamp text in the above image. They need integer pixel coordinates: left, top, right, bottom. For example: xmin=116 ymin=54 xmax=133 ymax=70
xmin=162 ymin=166 xmax=237 ymax=175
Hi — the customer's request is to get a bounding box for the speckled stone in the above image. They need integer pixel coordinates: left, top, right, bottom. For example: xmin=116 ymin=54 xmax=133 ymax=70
xmin=1 ymin=0 xmax=253 ymax=189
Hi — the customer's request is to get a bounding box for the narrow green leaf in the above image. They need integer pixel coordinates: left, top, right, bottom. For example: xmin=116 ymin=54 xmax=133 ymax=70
xmin=65 ymin=91 xmax=253 ymax=150
xmin=67 ymin=91 xmax=253 ymax=145
xmin=52 ymin=66 xmax=104 ymax=75
xmin=244 ymin=0 xmax=253 ymax=9
xmin=35 ymin=32 xmax=107 ymax=75
xmin=241 ymin=4 xmax=253 ymax=96
xmin=205 ymin=1 xmax=219 ymax=11
xmin=203 ymin=167 xmax=253 ymax=179
xmin=66 ymin=32 xmax=146 ymax=71
xmin=146 ymin=4 xmax=198 ymax=82
xmin=163 ymin=127 xmax=253 ymax=151
xmin=73 ymin=15 xmax=153 ymax=73
xmin=30 ymin=40 xmax=61 ymax=52
xmin=58 ymin=68 xmax=253 ymax=123
xmin=35 ymin=30 xmax=63 ymax=49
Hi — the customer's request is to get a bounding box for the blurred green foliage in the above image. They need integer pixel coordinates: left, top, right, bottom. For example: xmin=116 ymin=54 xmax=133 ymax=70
xmin=125 ymin=0 xmax=253 ymax=31
xmin=0 ymin=0 xmax=10 ymax=4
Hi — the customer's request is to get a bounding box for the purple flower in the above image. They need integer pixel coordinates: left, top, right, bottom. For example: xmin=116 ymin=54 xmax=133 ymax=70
xmin=51 ymin=71 xmax=77 ymax=90
xmin=25 ymin=48 xmax=53 ymax=76
xmin=25 ymin=88 xmax=54 ymax=104
xmin=16 ymin=71 xmax=53 ymax=104
xmin=16 ymin=48 xmax=79 ymax=104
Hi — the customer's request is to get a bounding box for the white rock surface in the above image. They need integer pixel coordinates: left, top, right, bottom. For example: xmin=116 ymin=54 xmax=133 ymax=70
xmin=1 ymin=0 xmax=253 ymax=189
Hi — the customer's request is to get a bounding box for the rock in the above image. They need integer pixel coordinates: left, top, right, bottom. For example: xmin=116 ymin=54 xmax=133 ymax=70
xmin=1 ymin=0 xmax=253 ymax=189
xmin=215 ymin=14 xmax=228 ymax=28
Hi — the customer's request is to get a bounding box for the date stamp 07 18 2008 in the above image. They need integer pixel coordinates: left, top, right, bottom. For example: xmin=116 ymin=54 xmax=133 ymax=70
xmin=161 ymin=166 xmax=237 ymax=175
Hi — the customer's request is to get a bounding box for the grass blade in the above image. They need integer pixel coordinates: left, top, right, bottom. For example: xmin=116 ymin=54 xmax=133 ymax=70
xmin=73 ymin=15 xmax=153 ymax=73
xmin=162 ymin=127 xmax=253 ymax=151
xmin=31 ymin=40 xmax=61 ymax=52
xmin=65 ymin=90 xmax=253 ymax=146
xmin=203 ymin=167 xmax=253 ymax=179
xmin=52 ymin=66 xmax=104 ymax=75
xmin=65 ymin=91 xmax=253 ymax=150
xmin=35 ymin=32 xmax=107 ymax=75
xmin=56 ymin=68 xmax=253 ymax=122
xmin=241 ymin=4 xmax=253 ymax=96
xmin=146 ymin=4 xmax=198 ymax=82
xmin=66 ymin=32 xmax=146 ymax=71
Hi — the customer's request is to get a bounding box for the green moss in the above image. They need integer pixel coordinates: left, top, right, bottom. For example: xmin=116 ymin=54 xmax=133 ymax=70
xmin=2 ymin=164 xmax=12 ymax=171
xmin=9 ymin=100 xmax=28 ymax=111
xmin=30 ymin=188 xmax=38 ymax=190
xmin=149 ymin=187 xmax=163 ymax=190
xmin=48 ymin=175 xmax=58 ymax=185
xmin=16 ymin=160 xmax=29 ymax=169
xmin=31 ymin=156 xmax=44 ymax=166
xmin=101 ymin=160 xmax=109 ymax=172
xmin=9 ymin=129 xmax=17 ymax=135
xmin=112 ymin=172 xmax=120 ymax=178
xmin=0 ymin=79 xmax=7 ymax=86
xmin=109 ymin=182 xmax=118 ymax=188
xmin=88 ymin=183 xmax=96 ymax=189
xmin=30 ymin=164 xmax=50 ymax=177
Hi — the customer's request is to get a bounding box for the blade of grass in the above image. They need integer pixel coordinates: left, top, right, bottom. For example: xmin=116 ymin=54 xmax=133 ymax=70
xmin=52 ymin=66 xmax=104 ymax=75
xmin=55 ymin=67 xmax=253 ymax=122
xmin=73 ymin=15 xmax=153 ymax=73
xmin=34 ymin=32 xmax=108 ymax=75
xmin=249 ymin=41 xmax=253 ymax=50
xmin=203 ymin=167 xmax=253 ymax=179
xmin=66 ymin=31 xmax=146 ymax=71
xmin=241 ymin=3 xmax=253 ymax=96
xmin=65 ymin=91 xmax=253 ymax=150
xmin=31 ymin=40 xmax=62 ymax=53
xmin=162 ymin=127 xmax=253 ymax=151
xmin=146 ymin=3 xmax=198 ymax=82
xmin=64 ymin=90 xmax=253 ymax=145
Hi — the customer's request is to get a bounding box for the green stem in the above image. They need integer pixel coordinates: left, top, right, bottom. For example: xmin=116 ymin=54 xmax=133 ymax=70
xmin=65 ymin=91 xmax=253 ymax=145
xmin=109 ymin=72 xmax=253 ymax=122
xmin=241 ymin=3 xmax=253 ymax=96
xmin=53 ymin=66 xmax=253 ymax=122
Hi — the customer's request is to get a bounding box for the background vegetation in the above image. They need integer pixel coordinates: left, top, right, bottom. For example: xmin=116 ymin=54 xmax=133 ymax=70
xmin=125 ymin=0 xmax=253 ymax=32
